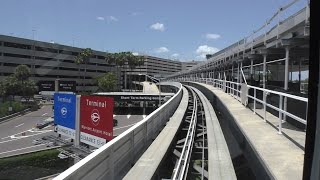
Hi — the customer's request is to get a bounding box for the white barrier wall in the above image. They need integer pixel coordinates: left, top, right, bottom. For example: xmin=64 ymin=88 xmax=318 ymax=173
xmin=54 ymin=82 xmax=183 ymax=180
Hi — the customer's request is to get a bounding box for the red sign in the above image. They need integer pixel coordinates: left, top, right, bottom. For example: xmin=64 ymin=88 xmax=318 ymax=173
xmin=80 ymin=96 xmax=114 ymax=141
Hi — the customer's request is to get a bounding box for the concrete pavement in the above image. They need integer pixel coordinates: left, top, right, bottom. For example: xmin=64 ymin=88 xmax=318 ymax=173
xmin=141 ymin=81 xmax=159 ymax=93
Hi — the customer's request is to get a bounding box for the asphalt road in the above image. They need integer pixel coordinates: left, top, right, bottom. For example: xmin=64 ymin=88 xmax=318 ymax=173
xmin=0 ymin=105 xmax=56 ymax=158
xmin=113 ymin=115 xmax=145 ymax=136
xmin=0 ymin=105 xmax=145 ymax=158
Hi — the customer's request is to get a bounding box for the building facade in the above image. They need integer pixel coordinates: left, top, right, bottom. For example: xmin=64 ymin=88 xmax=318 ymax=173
xmin=0 ymin=35 xmax=120 ymax=93
xmin=123 ymin=55 xmax=201 ymax=90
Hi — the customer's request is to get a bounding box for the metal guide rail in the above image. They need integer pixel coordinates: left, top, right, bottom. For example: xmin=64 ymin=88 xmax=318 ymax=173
xmin=125 ymin=84 xmax=235 ymax=180
xmin=169 ymin=85 xmax=208 ymax=180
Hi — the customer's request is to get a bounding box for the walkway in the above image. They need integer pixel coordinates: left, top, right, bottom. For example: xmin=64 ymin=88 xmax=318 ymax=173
xmin=190 ymin=82 xmax=305 ymax=180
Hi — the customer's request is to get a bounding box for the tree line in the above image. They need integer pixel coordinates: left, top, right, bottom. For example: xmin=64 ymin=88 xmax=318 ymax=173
xmin=0 ymin=48 xmax=145 ymax=100
xmin=0 ymin=65 xmax=35 ymax=102
xmin=74 ymin=48 xmax=144 ymax=92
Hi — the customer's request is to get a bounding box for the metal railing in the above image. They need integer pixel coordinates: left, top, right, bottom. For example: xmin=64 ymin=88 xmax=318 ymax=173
xmin=54 ymin=82 xmax=183 ymax=180
xmin=180 ymin=77 xmax=308 ymax=134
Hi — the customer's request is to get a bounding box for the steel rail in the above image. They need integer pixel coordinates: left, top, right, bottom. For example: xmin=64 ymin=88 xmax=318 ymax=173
xmin=172 ymin=87 xmax=198 ymax=180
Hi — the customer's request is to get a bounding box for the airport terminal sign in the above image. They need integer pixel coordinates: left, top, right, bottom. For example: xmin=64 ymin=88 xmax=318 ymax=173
xmin=59 ymin=81 xmax=76 ymax=92
xmin=80 ymin=96 xmax=114 ymax=148
xmin=54 ymin=93 xmax=76 ymax=139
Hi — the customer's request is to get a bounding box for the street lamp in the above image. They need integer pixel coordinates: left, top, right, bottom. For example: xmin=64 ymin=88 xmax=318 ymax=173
xmin=138 ymin=74 xmax=161 ymax=106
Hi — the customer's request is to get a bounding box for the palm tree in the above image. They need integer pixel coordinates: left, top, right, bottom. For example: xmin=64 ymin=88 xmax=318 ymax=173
xmin=75 ymin=48 xmax=93 ymax=93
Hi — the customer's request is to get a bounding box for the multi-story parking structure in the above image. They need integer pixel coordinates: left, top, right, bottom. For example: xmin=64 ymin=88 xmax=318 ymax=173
xmin=123 ymin=55 xmax=201 ymax=90
xmin=0 ymin=35 xmax=120 ymax=93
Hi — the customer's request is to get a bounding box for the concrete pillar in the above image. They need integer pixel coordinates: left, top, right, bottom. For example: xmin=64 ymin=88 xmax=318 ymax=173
xmin=284 ymin=47 xmax=290 ymax=121
xmin=263 ymin=54 xmax=267 ymax=89
xmin=250 ymin=59 xmax=254 ymax=84
xmin=299 ymin=58 xmax=301 ymax=86
xmin=237 ymin=63 xmax=240 ymax=84
xmin=55 ymin=79 xmax=60 ymax=93
xmin=240 ymin=61 xmax=243 ymax=84
xmin=232 ymin=63 xmax=234 ymax=81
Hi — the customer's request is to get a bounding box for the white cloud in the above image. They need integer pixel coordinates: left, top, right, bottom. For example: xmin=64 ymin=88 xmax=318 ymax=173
xmin=131 ymin=12 xmax=142 ymax=16
xmin=172 ymin=53 xmax=179 ymax=57
xmin=97 ymin=16 xmax=105 ymax=21
xmin=196 ymin=45 xmax=219 ymax=59
xmin=205 ymin=33 xmax=221 ymax=40
xmin=155 ymin=47 xmax=169 ymax=53
xmin=132 ymin=52 xmax=139 ymax=56
xmin=150 ymin=22 xmax=165 ymax=31
xmin=108 ymin=16 xmax=118 ymax=22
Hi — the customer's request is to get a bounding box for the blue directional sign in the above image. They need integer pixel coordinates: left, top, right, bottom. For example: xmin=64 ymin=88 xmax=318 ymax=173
xmin=54 ymin=93 xmax=76 ymax=138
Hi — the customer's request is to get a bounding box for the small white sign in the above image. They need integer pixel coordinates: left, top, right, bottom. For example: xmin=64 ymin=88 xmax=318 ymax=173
xmin=80 ymin=132 xmax=107 ymax=148
xmin=56 ymin=125 xmax=75 ymax=139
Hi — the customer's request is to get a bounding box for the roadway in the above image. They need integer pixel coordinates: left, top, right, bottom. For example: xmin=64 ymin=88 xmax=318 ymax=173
xmin=0 ymin=105 xmax=56 ymax=158
xmin=0 ymin=105 xmax=145 ymax=158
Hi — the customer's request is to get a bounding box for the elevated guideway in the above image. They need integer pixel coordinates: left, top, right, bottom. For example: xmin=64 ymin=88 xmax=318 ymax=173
xmin=124 ymin=85 xmax=235 ymax=179
xmin=54 ymin=83 xmax=236 ymax=180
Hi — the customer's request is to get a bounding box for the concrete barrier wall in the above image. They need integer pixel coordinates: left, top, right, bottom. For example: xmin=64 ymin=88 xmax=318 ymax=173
xmin=54 ymin=82 xmax=183 ymax=180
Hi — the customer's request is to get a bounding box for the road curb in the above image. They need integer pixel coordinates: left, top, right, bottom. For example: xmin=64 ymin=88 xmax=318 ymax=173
xmin=0 ymin=108 xmax=31 ymax=124
xmin=0 ymin=146 xmax=61 ymax=159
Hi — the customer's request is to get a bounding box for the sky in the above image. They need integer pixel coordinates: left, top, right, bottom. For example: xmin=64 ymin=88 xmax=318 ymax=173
xmin=0 ymin=0 xmax=307 ymax=61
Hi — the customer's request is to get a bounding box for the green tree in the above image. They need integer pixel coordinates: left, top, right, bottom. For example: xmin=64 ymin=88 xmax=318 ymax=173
xmin=0 ymin=80 xmax=6 ymax=102
xmin=14 ymin=65 xmax=31 ymax=83
xmin=3 ymin=75 xmax=21 ymax=103
xmin=14 ymin=65 xmax=32 ymax=98
xmin=75 ymin=48 xmax=93 ymax=93
xmin=23 ymin=80 xmax=36 ymax=101
xmin=96 ymin=72 xmax=118 ymax=92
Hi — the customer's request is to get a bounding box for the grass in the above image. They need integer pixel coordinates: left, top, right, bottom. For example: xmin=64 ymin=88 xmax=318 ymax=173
xmin=0 ymin=149 xmax=73 ymax=180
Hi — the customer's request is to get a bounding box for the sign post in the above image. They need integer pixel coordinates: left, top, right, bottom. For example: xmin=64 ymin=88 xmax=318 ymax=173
xmin=80 ymin=96 xmax=114 ymax=148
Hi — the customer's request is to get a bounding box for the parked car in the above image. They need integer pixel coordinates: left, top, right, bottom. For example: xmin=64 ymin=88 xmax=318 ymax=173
xmin=32 ymin=139 xmax=42 ymax=145
xmin=113 ymin=119 xmax=118 ymax=127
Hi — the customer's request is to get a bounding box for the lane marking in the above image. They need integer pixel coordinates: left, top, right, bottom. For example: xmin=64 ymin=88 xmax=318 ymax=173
xmin=127 ymin=114 xmax=131 ymax=119
xmin=1 ymin=129 xmax=31 ymax=139
xmin=0 ymin=144 xmax=45 ymax=155
xmin=114 ymin=123 xmax=137 ymax=130
xmin=143 ymin=115 xmax=146 ymax=119
xmin=15 ymin=123 xmax=24 ymax=128
xmin=42 ymin=113 xmax=48 ymax=116
xmin=0 ymin=130 xmax=53 ymax=144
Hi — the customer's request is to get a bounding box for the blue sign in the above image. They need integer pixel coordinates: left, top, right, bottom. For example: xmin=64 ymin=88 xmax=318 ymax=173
xmin=54 ymin=93 xmax=76 ymax=130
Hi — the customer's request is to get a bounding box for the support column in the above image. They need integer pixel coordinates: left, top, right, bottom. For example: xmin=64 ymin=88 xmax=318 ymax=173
xmin=284 ymin=47 xmax=290 ymax=121
xmin=240 ymin=61 xmax=243 ymax=84
xmin=263 ymin=54 xmax=267 ymax=89
xmin=263 ymin=54 xmax=267 ymax=122
xmin=250 ymin=59 xmax=254 ymax=85
xmin=237 ymin=62 xmax=240 ymax=97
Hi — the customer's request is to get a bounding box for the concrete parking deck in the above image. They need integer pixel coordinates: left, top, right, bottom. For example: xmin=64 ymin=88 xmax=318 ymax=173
xmin=188 ymin=82 xmax=305 ymax=180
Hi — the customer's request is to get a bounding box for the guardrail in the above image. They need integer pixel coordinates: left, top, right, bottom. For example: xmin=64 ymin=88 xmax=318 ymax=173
xmin=54 ymin=82 xmax=183 ymax=180
xmin=0 ymin=108 xmax=30 ymax=123
xmin=181 ymin=77 xmax=308 ymax=134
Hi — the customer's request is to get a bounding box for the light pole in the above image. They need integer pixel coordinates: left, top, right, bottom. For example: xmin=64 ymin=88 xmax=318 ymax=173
xmin=139 ymin=74 xmax=161 ymax=106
